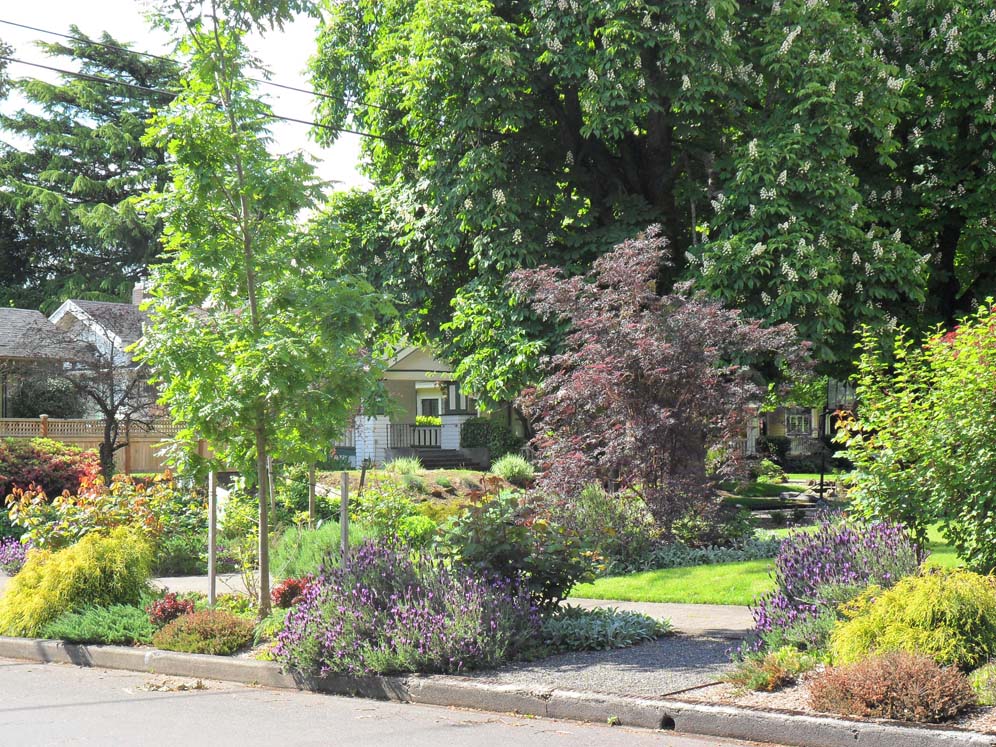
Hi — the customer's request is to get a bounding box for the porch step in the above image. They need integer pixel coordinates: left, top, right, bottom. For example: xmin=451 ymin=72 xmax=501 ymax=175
xmin=413 ymin=449 xmax=486 ymax=471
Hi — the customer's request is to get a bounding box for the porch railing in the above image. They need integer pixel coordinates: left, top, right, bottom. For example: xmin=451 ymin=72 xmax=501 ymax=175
xmin=388 ymin=423 xmax=440 ymax=449
xmin=334 ymin=427 xmax=356 ymax=451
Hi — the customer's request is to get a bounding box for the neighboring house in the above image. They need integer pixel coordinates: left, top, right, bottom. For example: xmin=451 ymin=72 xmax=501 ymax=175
xmin=755 ymin=379 xmax=857 ymax=457
xmin=0 ymin=307 xmax=82 ymax=417
xmin=46 ymin=289 xmax=159 ymax=422
xmin=337 ymin=346 xmax=487 ymax=469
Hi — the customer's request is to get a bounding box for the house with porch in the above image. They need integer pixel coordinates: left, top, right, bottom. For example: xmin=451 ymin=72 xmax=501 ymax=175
xmin=336 ymin=346 xmax=487 ymax=469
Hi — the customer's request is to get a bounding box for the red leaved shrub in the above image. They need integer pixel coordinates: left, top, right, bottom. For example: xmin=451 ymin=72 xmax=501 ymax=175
xmin=271 ymin=576 xmax=310 ymax=609
xmin=0 ymin=438 xmax=101 ymax=501
xmin=809 ymin=652 xmax=975 ymax=723
xmin=146 ymin=592 xmax=195 ymax=628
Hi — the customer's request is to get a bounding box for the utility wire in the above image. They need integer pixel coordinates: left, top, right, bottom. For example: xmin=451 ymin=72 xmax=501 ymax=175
xmin=0 ymin=54 xmax=420 ymax=146
xmin=0 ymin=17 xmax=404 ymax=116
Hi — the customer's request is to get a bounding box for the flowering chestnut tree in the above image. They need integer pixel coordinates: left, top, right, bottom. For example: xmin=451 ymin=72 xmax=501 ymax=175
xmin=508 ymin=228 xmax=809 ymax=527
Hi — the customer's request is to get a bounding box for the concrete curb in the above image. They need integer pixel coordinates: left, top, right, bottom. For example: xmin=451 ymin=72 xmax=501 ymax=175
xmin=1 ymin=636 xmax=993 ymax=747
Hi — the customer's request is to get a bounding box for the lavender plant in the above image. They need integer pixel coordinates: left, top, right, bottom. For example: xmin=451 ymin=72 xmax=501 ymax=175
xmin=0 ymin=537 xmax=30 ymax=575
xmin=275 ymin=540 xmax=539 ymax=676
xmin=749 ymin=514 xmax=923 ymax=654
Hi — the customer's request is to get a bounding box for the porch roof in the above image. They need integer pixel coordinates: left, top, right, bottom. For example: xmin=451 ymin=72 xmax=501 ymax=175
xmin=383 ymin=346 xmax=454 ymax=382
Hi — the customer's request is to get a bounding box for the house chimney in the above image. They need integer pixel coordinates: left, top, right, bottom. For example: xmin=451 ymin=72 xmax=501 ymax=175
xmin=132 ymin=281 xmax=145 ymax=306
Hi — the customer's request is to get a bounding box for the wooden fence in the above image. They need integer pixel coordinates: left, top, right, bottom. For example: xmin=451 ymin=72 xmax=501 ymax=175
xmin=0 ymin=417 xmax=183 ymax=474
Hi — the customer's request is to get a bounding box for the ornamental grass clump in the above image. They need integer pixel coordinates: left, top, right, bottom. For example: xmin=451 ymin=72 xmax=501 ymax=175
xmin=275 ymin=540 xmax=539 ymax=676
xmin=749 ymin=515 xmax=921 ymax=654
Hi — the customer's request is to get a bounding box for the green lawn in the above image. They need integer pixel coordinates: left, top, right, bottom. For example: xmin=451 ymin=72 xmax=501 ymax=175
xmin=573 ymin=522 xmax=960 ymax=607
xmin=572 ymin=558 xmax=776 ymax=606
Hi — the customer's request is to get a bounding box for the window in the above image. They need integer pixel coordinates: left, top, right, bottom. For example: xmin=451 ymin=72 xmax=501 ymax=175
xmin=420 ymin=398 xmax=440 ymax=417
xmin=785 ymin=409 xmax=812 ymax=436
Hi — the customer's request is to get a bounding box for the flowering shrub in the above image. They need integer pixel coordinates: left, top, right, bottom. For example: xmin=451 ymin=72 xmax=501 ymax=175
xmin=146 ymin=592 xmax=195 ymax=628
xmin=0 ymin=438 xmax=101 ymax=501
xmin=749 ymin=514 xmax=921 ymax=654
xmin=152 ymin=609 xmax=254 ymax=655
xmin=0 ymin=537 xmax=30 ymax=575
xmin=271 ymin=577 xmax=311 ymax=609
xmin=810 ymin=652 xmax=975 ymax=723
xmin=441 ymin=490 xmax=594 ymax=609
xmin=276 ymin=541 xmax=539 ymax=676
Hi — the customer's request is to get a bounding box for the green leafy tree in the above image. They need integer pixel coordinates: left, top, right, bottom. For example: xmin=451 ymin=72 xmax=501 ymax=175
xmin=839 ymin=303 xmax=996 ymax=571
xmin=0 ymin=29 xmax=180 ymax=310
xmin=137 ymin=0 xmax=387 ymax=615
xmin=310 ymin=0 xmax=996 ymax=387
xmin=869 ymin=1 xmax=996 ymax=325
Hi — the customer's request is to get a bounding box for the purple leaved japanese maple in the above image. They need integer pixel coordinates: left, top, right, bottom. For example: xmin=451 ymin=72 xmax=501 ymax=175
xmin=508 ymin=226 xmax=810 ymax=528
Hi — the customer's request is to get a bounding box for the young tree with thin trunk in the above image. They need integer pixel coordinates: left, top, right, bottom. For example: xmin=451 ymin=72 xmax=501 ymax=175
xmin=136 ymin=0 xmax=387 ymax=615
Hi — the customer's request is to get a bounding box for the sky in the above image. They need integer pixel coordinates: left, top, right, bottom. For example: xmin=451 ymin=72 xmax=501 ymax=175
xmin=0 ymin=0 xmax=368 ymax=189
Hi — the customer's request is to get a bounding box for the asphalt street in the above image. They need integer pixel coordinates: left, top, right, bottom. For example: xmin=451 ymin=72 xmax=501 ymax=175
xmin=0 ymin=658 xmax=777 ymax=747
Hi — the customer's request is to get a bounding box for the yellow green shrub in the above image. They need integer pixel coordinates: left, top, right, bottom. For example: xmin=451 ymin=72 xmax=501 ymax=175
xmin=0 ymin=527 xmax=152 ymax=637
xmin=830 ymin=569 xmax=996 ymax=670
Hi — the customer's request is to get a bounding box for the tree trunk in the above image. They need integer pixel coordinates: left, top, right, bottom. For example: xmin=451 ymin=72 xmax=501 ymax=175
xmin=255 ymin=420 xmax=271 ymax=617
xmin=99 ymin=420 xmax=116 ymax=480
xmin=935 ymin=214 xmax=966 ymax=326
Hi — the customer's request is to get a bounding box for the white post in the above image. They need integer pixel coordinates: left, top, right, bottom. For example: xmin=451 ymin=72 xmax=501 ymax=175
xmin=340 ymin=471 xmax=349 ymax=562
xmin=207 ymin=470 xmax=217 ymax=607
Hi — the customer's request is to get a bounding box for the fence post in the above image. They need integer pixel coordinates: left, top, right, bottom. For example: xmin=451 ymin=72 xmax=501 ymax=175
xmin=340 ymin=471 xmax=349 ymax=562
xmin=39 ymin=414 xmax=48 ymax=437
xmin=267 ymin=455 xmax=276 ymax=514
xmin=308 ymin=465 xmax=316 ymax=527
xmin=208 ymin=470 xmax=217 ymax=607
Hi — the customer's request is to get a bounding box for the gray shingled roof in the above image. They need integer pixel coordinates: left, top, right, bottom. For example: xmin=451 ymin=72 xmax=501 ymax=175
xmin=70 ymin=301 xmax=147 ymax=345
xmin=0 ymin=308 xmax=78 ymax=362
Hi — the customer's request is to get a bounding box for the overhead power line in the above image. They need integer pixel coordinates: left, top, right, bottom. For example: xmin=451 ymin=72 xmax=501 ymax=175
xmin=0 ymin=17 xmax=403 ymax=116
xmin=0 ymin=54 xmax=419 ymax=146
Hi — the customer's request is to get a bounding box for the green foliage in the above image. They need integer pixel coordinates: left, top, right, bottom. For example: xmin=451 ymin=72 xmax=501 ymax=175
xmin=810 ymin=652 xmax=976 ymax=724
xmin=269 ymin=521 xmax=377 ymax=579
xmin=441 ymin=490 xmax=594 ymax=609
xmin=841 ymin=305 xmax=996 ymax=570
xmin=561 ymin=485 xmax=659 ymax=570
xmin=349 ymin=482 xmax=438 ymax=546
xmin=672 ymin=506 xmax=755 ymax=548
xmin=459 ymin=417 xmax=522 ymax=459
xmin=0 ymin=29 xmax=179 ymax=309
xmin=726 ymin=646 xmax=819 ymax=692
xmin=970 ymin=663 xmax=996 ymax=707
xmin=254 ymin=608 xmax=289 ymax=645
xmin=831 ymin=570 xmax=996 ymax=670
xmin=41 ymin=605 xmax=154 ymax=645
xmin=414 ymin=415 xmax=441 ymax=427
xmin=754 ymin=459 xmax=786 ymax=484
xmin=152 ymin=610 xmax=255 ymax=656
xmin=136 ymin=0 xmax=391 ymax=615
xmin=0 ymin=527 xmax=152 ymax=636
xmin=489 ymin=454 xmax=535 ymax=487
xmin=540 ymin=606 xmax=671 ymax=654
xmin=6 ymin=378 xmax=85 ymax=419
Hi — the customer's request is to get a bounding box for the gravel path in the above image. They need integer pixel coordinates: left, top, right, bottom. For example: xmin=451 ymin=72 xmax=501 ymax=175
xmin=461 ymin=634 xmax=735 ymax=697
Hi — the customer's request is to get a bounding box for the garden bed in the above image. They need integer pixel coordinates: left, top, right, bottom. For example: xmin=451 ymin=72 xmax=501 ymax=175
xmin=679 ymin=674 xmax=996 ymax=736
